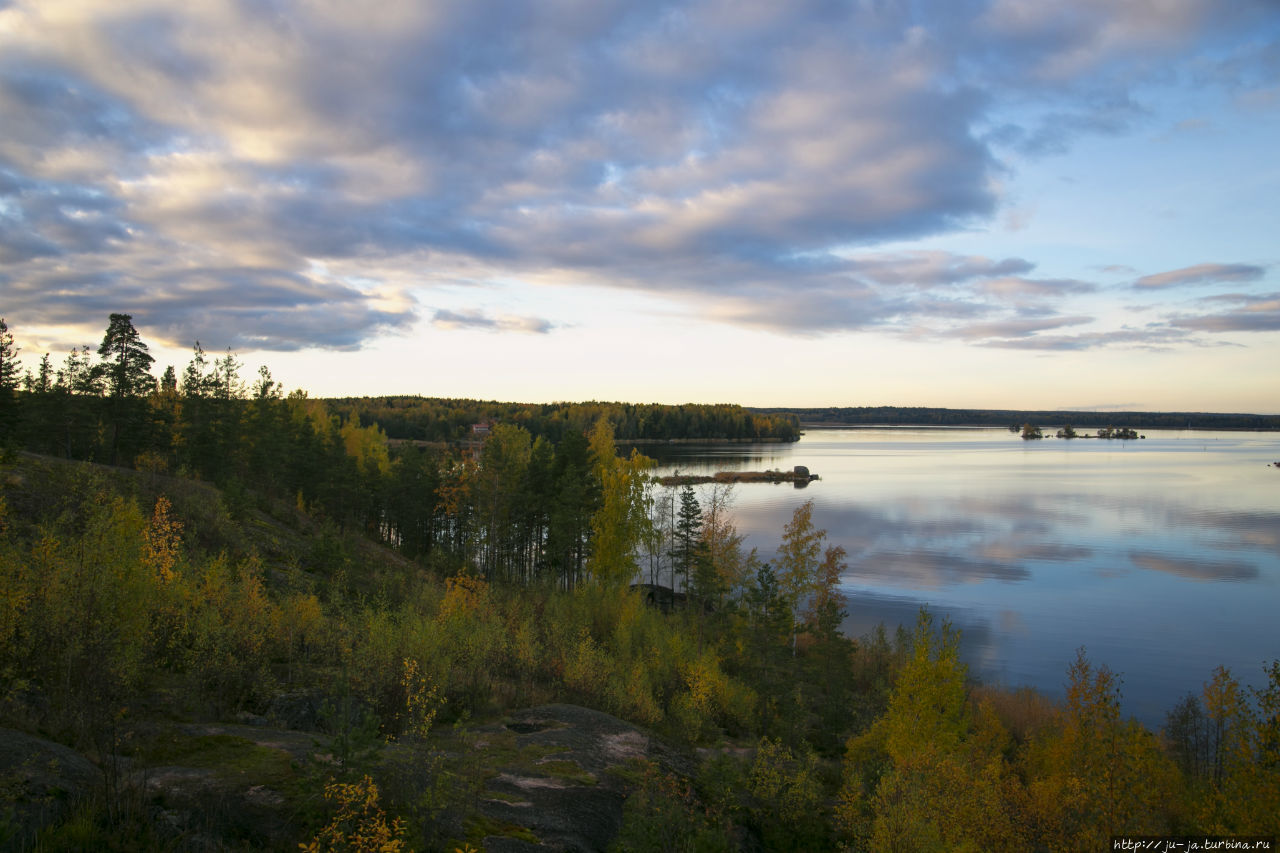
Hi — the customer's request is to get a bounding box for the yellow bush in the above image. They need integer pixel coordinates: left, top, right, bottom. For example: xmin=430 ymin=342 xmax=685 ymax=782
xmin=142 ymin=495 xmax=183 ymax=584
xmin=302 ymin=774 xmax=406 ymax=853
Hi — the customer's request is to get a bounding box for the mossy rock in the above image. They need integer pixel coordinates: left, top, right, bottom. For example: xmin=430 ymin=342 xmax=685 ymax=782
xmin=460 ymin=704 xmax=694 ymax=852
xmin=0 ymin=728 xmax=99 ymax=849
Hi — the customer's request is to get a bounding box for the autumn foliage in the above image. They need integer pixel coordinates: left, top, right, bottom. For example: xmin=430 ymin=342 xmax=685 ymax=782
xmin=0 ymin=315 xmax=1276 ymax=849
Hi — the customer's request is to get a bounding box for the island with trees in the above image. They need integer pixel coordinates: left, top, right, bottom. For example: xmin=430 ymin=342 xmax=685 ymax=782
xmin=1013 ymin=422 xmax=1144 ymax=440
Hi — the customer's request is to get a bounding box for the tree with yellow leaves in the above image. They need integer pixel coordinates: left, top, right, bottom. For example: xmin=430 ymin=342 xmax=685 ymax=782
xmin=142 ymin=495 xmax=183 ymax=583
xmin=587 ymin=419 xmax=653 ymax=587
xmin=839 ymin=610 xmax=1030 ymax=851
xmin=1194 ymin=662 xmax=1280 ymax=835
xmin=301 ymin=775 xmax=406 ymax=853
xmin=1025 ymin=649 xmax=1177 ymax=850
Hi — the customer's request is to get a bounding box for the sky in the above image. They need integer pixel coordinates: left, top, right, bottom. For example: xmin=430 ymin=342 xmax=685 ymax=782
xmin=2 ymin=0 xmax=1278 ymax=412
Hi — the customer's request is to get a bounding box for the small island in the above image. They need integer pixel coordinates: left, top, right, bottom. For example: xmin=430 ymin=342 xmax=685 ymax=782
xmin=1013 ymin=423 xmax=1144 ymax=440
xmin=657 ymin=465 xmax=819 ymax=486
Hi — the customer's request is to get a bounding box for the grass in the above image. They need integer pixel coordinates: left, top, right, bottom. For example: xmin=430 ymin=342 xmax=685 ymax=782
xmin=135 ymin=733 xmax=297 ymax=787
xmin=464 ymin=813 xmax=541 ymax=846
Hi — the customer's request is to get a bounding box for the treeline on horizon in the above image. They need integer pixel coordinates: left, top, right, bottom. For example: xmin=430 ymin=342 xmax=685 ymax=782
xmin=764 ymin=405 xmax=1280 ymax=430
xmin=327 ymin=396 xmax=801 ymax=444
xmin=2 ymin=314 xmax=1279 ymax=850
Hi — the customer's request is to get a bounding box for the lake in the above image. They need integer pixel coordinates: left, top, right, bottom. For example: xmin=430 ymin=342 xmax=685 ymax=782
xmin=644 ymin=427 xmax=1280 ymax=725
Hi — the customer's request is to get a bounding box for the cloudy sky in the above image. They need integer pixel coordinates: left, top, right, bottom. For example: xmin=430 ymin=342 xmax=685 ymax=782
xmin=2 ymin=0 xmax=1278 ymax=411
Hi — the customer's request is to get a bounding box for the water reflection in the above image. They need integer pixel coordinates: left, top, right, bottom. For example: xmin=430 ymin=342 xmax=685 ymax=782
xmin=654 ymin=428 xmax=1280 ymax=725
xmin=1175 ymin=508 xmax=1280 ymax=557
xmin=979 ymin=542 xmax=1093 ymax=563
xmin=838 ymin=590 xmax=1000 ymax=681
xmin=851 ymin=550 xmax=1031 ymax=587
xmin=1129 ymin=551 xmax=1260 ymax=582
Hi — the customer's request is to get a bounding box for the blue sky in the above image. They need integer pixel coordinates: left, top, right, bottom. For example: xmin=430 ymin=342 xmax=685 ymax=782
xmin=2 ymin=0 xmax=1278 ymax=411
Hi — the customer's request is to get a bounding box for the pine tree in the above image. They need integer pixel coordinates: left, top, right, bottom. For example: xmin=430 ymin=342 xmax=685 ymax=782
xmin=159 ymin=365 xmax=178 ymax=394
xmin=0 ymin=318 xmax=19 ymax=395
xmin=0 ymin=318 xmax=20 ymax=438
xmin=547 ymin=429 xmax=597 ymax=589
xmin=97 ymin=314 xmax=155 ymax=464
xmin=24 ymin=353 xmax=53 ymax=394
xmin=98 ymin=313 xmax=155 ymax=399
xmin=182 ymin=342 xmax=213 ymax=398
xmin=670 ymin=484 xmax=702 ymax=593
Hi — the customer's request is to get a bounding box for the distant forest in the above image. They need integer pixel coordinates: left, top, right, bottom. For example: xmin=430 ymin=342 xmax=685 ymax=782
xmin=761 ymin=405 xmax=1280 ymax=431
xmin=328 ymin=396 xmax=801 ymax=444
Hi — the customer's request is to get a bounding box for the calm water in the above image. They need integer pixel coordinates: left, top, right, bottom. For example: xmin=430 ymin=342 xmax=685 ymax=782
xmin=646 ymin=428 xmax=1280 ymax=725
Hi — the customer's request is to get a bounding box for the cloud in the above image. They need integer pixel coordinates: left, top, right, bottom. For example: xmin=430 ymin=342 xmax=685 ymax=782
xmin=5 ymin=262 xmax=416 ymax=351
xmin=431 ymin=308 xmax=554 ymax=335
xmin=1000 ymin=98 xmax=1148 ymax=156
xmin=977 ymin=277 xmax=1097 ymax=299
xmin=977 ymin=0 xmax=1270 ymax=82
xmin=842 ymin=252 xmax=1036 ymax=287
xmin=986 ymin=330 xmax=1200 ymax=351
xmin=1135 ymin=262 xmax=1267 ymax=289
xmin=948 ymin=314 xmax=1093 ymax=341
xmin=1167 ymin=292 xmax=1280 ymax=334
xmin=0 ymin=0 xmax=1275 ymax=353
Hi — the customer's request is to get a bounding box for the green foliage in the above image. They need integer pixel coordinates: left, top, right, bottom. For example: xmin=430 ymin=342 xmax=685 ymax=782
xmin=745 ymin=738 xmax=828 ymax=851
xmin=588 ymin=419 xmax=655 ymax=587
xmin=475 ymin=423 xmax=533 ymax=581
xmin=435 ymin=573 xmax=507 ymax=712
xmin=18 ymin=486 xmax=153 ymax=746
xmin=325 ymin=396 xmax=801 ymax=443
xmin=671 ymin=484 xmax=702 ymax=591
xmin=866 ymin=747 xmax=1028 ymax=853
xmin=4 ymin=318 xmax=1280 ymax=851
xmin=881 ymin=610 xmax=970 ymax=763
xmin=181 ymin=554 xmax=280 ymax=713
xmin=0 ymin=318 xmax=19 ymax=441
xmin=612 ymin=762 xmax=733 ymax=853
xmin=732 ymin=559 xmax=795 ymax=731
xmin=319 ymin=668 xmax=385 ymax=771
xmin=836 ymin=611 xmax=1025 ymax=852
xmin=97 ymin=314 xmax=154 ymax=400
xmin=1024 ymin=648 xmax=1178 ymax=849
xmin=1188 ymin=662 xmax=1280 ymax=835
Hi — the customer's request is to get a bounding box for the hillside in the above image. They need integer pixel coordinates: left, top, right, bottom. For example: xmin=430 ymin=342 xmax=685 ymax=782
xmin=0 ymin=453 xmax=718 ymax=850
xmin=2 ymin=444 xmax=1278 ymax=849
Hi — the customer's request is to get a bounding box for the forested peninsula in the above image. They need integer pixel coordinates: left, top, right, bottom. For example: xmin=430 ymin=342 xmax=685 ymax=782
xmin=1 ymin=315 xmax=1278 ymax=850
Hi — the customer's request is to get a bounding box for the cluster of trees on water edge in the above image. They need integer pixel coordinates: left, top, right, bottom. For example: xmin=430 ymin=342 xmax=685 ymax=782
xmin=0 ymin=315 xmax=1277 ymax=850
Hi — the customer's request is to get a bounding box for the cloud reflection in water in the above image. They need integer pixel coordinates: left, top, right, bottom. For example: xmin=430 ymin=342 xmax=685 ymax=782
xmin=1129 ymin=551 xmax=1259 ymax=583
